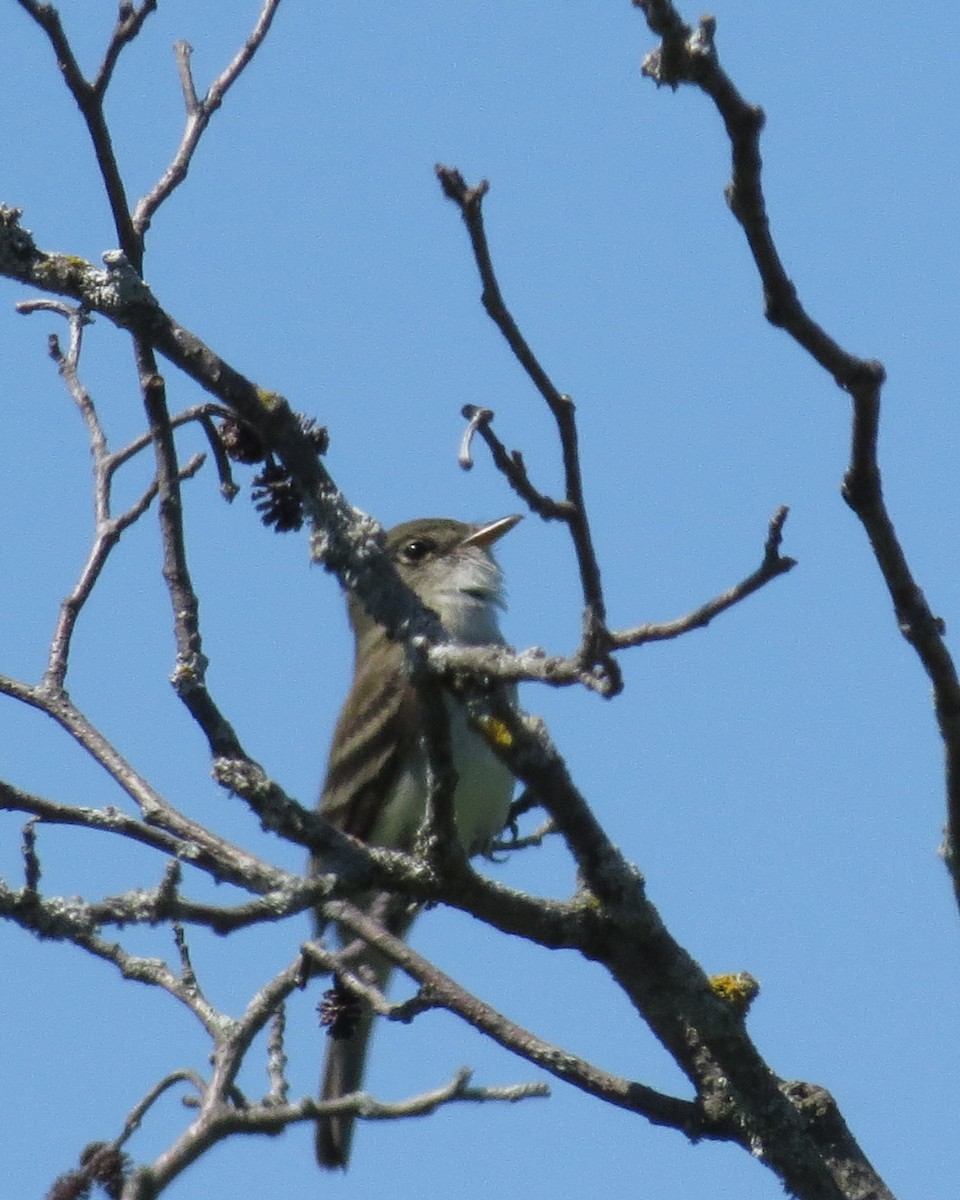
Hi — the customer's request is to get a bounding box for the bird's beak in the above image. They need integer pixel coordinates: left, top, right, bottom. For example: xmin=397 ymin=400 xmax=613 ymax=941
xmin=460 ymin=513 xmax=523 ymax=549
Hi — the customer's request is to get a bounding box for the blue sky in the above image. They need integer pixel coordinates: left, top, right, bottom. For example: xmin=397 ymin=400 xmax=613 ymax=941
xmin=2 ymin=2 xmax=958 ymax=1197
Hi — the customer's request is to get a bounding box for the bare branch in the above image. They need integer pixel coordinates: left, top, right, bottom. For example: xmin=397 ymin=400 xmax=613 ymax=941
xmin=18 ymin=298 xmax=208 ymax=688
xmin=311 ymin=1065 xmax=550 ymax=1125
xmin=44 ymin=446 xmax=203 ymax=688
xmin=0 ymin=778 xmax=189 ymax=861
xmin=0 ymin=689 xmax=285 ymax=896
xmin=126 ymin=1065 xmax=546 ymax=1200
xmin=136 ymin=363 xmax=249 ymax=762
xmin=633 ymin=1 xmax=960 ymax=913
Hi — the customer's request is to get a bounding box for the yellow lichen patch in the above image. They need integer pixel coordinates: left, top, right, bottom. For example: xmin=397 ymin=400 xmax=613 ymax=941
xmin=477 ymin=715 xmax=513 ymax=750
xmin=708 ymin=972 xmax=760 ymax=1016
xmin=62 ymin=255 xmax=90 ymax=270
xmin=574 ymin=889 xmax=603 ymax=914
xmin=255 ymin=387 xmax=283 ymax=411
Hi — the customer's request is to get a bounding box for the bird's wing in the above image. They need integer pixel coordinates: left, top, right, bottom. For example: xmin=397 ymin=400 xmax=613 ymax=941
xmin=319 ymin=636 xmax=421 ymax=846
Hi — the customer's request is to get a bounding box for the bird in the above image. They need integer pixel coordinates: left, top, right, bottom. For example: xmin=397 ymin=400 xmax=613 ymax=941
xmin=313 ymin=514 xmax=520 ymax=1169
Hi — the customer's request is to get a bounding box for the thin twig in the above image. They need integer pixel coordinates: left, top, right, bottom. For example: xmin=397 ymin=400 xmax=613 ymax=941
xmin=490 ymin=817 xmax=557 ymax=855
xmin=173 ymin=923 xmax=199 ymax=993
xmin=612 ymin=506 xmax=796 ymax=648
xmin=21 ymin=819 xmax=40 ymax=893
xmin=197 ymin=411 xmax=241 ymax=499
xmin=411 ymin=666 xmax=467 ymax=874
xmin=123 ymin=1071 xmax=207 ymax=1141
xmin=42 ymin=446 xmax=203 ymax=688
xmin=266 ymin=1005 xmax=289 ymax=1104
xmin=65 ymin=923 xmax=228 ymax=1038
xmin=106 ymin=402 xmax=233 ymax=473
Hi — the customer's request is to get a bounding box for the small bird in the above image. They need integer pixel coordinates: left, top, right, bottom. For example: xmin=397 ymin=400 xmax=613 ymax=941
xmin=313 ymin=515 xmax=520 ymax=1169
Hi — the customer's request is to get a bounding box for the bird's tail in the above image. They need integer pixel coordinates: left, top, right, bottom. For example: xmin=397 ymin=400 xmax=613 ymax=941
xmin=315 ymin=1006 xmax=375 ymax=1169
xmin=315 ymin=893 xmax=416 ymax=1170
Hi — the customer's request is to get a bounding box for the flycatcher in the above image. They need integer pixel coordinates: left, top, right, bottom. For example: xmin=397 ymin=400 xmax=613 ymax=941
xmin=313 ymin=514 xmax=521 ymax=1170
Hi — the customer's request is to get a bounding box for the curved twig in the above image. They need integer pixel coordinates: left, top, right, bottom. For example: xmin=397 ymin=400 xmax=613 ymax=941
xmin=459 ymin=405 xmax=570 ymax=519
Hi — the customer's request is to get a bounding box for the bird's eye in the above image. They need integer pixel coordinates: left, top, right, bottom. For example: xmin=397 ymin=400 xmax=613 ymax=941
xmin=399 ymin=538 xmax=434 ymax=563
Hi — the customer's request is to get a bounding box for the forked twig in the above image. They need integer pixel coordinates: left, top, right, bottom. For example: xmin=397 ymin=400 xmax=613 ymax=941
xmin=94 ymin=1 xmax=159 ymax=99
xmin=16 ymin=299 xmax=208 ymax=686
xmin=133 ymin=0 xmax=284 ymax=234
xmin=16 ymin=0 xmax=139 ymax=261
